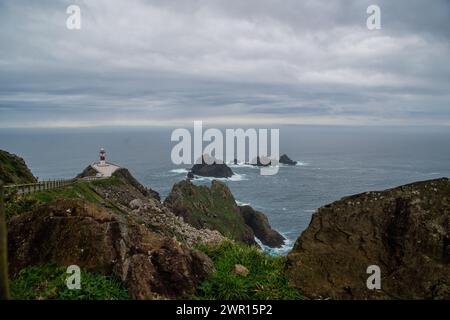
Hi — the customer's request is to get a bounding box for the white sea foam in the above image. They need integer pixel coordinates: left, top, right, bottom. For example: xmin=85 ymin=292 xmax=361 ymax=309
xmin=169 ymin=168 xmax=188 ymax=174
xmin=228 ymin=163 xmax=260 ymax=169
xmin=255 ymin=235 xmax=294 ymax=256
xmin=192 ymin=173 xmax=248 ymax=183
xmin=236 ymin=200 xmax=251 ymax=206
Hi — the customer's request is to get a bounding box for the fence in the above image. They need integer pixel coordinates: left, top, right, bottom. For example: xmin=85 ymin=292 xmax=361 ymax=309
xmin=3 ymin=179 xmax=74 ymax=196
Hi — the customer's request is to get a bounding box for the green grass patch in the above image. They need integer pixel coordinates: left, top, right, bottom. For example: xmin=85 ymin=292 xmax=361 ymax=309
xmin=195 ymin=241 xmax=302 ymax=300
xmin=11 ymin=264 xmax=129 ymax=300
xmin=5 ymin=179 xmax=127 ymax=220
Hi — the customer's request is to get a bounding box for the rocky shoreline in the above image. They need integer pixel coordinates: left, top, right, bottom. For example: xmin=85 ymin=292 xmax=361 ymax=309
xmin=2 ymin=149 xmax=449 ymax=300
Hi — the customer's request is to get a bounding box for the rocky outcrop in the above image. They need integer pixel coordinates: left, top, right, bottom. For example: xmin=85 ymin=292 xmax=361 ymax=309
xmin=164 ymin=180 xmax=257 ymax=246
xmin=189 ymin=155 xmax=234 ymax=178
xmin=78 ymin=167 xmax=160 ymax=202
xmin=239 ymin=205 xmax=285 ymax=248
xmin=286 ymin=178 xmax=450 ymax=300
xmin=279 ymin=154 xmax=297 ymax=165
xmin=88 ymin=171 xmax=225 ymax=248
xmin=249 ymin=156 xmax=276 ymax=167
xmin=0 ymin=149 xmax=37 ymax=185
xmin=8 ymin=199 xmax=213 ymax=299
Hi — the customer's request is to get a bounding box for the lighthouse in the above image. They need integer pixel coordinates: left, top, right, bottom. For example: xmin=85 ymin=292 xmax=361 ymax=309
xmin=99 ymin=148 xmax=106 ymax=166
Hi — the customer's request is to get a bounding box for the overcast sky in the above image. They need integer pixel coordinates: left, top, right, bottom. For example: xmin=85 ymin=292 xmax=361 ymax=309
xmin=0 ymin=0 xmax=449 ymax=128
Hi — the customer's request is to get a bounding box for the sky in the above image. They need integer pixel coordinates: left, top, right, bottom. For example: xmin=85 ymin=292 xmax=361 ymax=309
xmin=0 ymin=0 xmax=449 ymax=128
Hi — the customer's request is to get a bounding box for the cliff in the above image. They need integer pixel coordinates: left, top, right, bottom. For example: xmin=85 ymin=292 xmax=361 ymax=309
xmin=164 ymin=180 xmax=285 ymax=248
xmin=164 ymin=180 xmax=256 ymax=245
xmin=0 ymin=149 xmax=37 ymax=185
xmin=286 ymin=178 xmax=450 ymax=300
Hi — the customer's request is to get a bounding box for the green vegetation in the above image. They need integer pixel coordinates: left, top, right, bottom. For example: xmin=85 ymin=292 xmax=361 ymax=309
xmin=0 ymin=150 xmax=36 ymax=185
xmin=11 ymin=264 xmax=129 ymax=300
xmin=5 ymin=179 xmax=126 ymax=221
xmin=195 ymin=241 xmax=302 ymax=300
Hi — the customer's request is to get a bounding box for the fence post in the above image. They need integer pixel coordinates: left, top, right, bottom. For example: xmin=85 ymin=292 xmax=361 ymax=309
xmin=0 ymin=181 xmax=11 ymax=300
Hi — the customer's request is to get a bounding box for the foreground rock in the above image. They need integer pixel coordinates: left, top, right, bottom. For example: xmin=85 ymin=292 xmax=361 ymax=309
xmin=279 ymin=154 xmax=297 ymax=165
xmin=87 ymin=169 xmax=225 ymax=248
xmin=286 ymin=178 xmax=450 ymax=300
xmin=0 ymin=149 xmax=37 ymax=185
xmin=8 ymin=199 xmax=213 ymax=299
xmin=239 ymin=205 xmax=285 ymax=248
xmin=165 ymin=180 xmax=256 ymax=245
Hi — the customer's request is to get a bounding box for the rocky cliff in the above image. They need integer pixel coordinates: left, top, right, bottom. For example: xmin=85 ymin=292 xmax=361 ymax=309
xmin=6 ymin=157 xmax=227 ymax=299
xmin=239 ymin=205 xmax=285 ymax=248
xmin=8 ymin=199 xmax=213 ymax=299
xmin=0 ymin=149 xmax=37 ymax=185
xmin=164 ymin=180 xmax=257 ymax=245
xmin=164 ymin=180 xmax=284 ymax=248
xmin=286 ymin=178 xmax=450 ymax=299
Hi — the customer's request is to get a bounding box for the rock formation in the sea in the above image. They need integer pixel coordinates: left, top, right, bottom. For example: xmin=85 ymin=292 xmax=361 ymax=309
xmin=7 ymin=199 xmax=213 ymax=299
xmin=249 ymin=156 xmax=275 ymax=167
xmin=239 ymin=205 xmax=285 ymax=248
xmin=164 ymin=180 xmax=284 ymax=248
xmin=189 ymin=155 xmax=234 ymax=178
xmin=0 ymin=149 xmax=37 ymax=184
xmin=286 ymin=178 xmax=450 ymax=300
xmin=164 ymin=180 xmax=256 ymax=245
xmin=279 ymin=154 xmax=297 ymax=165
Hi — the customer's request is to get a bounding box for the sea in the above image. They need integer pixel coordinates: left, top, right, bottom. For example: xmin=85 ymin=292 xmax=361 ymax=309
xmin=2 ymin=125 xmax=450 ymax=255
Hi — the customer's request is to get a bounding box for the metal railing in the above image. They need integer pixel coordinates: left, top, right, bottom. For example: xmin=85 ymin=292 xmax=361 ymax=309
xmin=3 ymin=179 xmax=74 ymax=196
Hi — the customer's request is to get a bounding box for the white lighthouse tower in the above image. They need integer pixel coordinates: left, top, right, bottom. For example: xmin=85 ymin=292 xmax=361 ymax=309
xmin=99 ymin=147 xmax=106 ymax=166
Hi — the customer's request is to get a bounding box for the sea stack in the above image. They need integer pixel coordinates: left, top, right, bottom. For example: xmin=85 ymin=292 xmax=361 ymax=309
xmin=189 ymin=154 xmax=234 ymax=178
xmin=279 ymin=154 xmax=297 ymax=165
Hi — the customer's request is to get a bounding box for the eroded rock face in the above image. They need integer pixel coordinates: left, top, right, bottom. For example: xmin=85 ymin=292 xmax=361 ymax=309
xmin=286 ymin=178 xmax=450 ymax=300
xmin=164 ymin=180 xmax=257 ymax=246
xmin=8 ymin=199 xmax=213 ymax=299
xmin=239 ymin=205 xmax=285 ymax=248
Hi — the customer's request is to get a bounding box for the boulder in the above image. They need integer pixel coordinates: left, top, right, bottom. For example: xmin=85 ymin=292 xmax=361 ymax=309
xmin=286 ymin=178 xmax=450 ymax=299
xmin=8 ymin=199 xmax=213 ymax=299
xmin=129 ymin=198 xmax=144 ymax=210
xmin=279 ymin=154 xmax=297 ymax=165
xmin=239 ymin=205 xmax=285 ymax=248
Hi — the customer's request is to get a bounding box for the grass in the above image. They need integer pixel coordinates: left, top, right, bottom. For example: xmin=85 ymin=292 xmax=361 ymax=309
xmin=195 ymin=241 xmax=302 ymax=300
xmin=11 ymin=264 xmax=129 ymax=300
xmin=5 ymin=179 xmax=126 ymax=221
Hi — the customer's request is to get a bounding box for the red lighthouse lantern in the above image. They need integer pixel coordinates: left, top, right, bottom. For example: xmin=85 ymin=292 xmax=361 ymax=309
xmin=99 ymin=148 xmax=106 ymax=166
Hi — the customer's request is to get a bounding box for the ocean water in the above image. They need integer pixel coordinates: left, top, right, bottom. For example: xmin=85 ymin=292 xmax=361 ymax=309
xmin=1 ymin=125 xmax=450 ymax=255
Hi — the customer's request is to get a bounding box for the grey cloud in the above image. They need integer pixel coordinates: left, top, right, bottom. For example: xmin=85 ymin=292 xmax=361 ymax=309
xmin=0 ymin=0 xmax=449 ymax=127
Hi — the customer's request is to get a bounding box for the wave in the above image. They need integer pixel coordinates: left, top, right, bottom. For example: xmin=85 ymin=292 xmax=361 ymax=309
xmin=169 ymin=168 xmax=189 ymax=174
xmin=192 ymin=173 xmax=248 ymax=183
xmin=255 ymin=235 xmax=294 ymax=256
xmin=235 ymin=200 xmax=251 ymax=206
xmin=228 ymin=163 xmax=260 ymax=169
